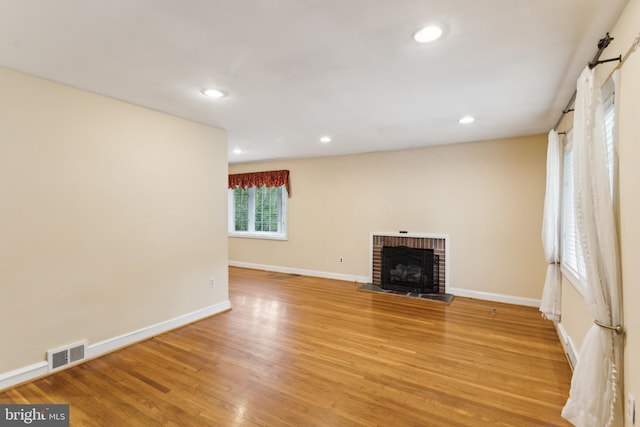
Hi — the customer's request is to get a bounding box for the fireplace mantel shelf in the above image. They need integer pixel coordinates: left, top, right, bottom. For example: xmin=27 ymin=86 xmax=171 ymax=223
xmin=371 ymin=232 xmax=449 ymax=239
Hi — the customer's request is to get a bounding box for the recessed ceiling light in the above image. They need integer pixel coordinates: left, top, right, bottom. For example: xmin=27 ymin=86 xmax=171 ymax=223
xmin=459 ymin=116 xmax=475 ymax=124
xmin=232 ymin=148 xmax=243 ymax=154
xmin=320 ymin=136 xmax=332 ymax=143
xmin=413 ymin=25 xmax=443 ymax=43
xmin=202 ymin=88 xmax=227 ymax=99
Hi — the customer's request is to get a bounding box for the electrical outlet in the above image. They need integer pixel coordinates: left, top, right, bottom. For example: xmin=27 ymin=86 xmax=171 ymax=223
xmin=210 ymin=278 xmax=215 ymax=288
xmin=339 ymin=257 xmax=344 ymax=263
xmin=627 ymin=393 xmax=636 ymax=424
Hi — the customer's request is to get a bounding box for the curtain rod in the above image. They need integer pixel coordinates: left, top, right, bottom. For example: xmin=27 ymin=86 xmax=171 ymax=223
xmin=553 ymin=33 xmax=621 ymax=131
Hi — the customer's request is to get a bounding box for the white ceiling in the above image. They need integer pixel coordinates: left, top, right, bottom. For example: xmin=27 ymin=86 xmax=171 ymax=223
xmin=0 ymin=0 xmax=629 ymax=164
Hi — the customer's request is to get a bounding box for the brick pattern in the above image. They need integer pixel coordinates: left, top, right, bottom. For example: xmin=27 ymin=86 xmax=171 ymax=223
xmin=372 ymin=235 xmax=446 ymax=293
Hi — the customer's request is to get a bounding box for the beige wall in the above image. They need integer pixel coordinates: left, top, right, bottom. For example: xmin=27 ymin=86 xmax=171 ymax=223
xmin=557 ymin=0 xmax=640 ymax=425
xmin=230 ymin=134 xmax=548 ymax=300
xmin=0 ymin=67 xmax=229 ymax=373
xmin=559 ymin=278 xmax=591 ymax=353
xmin=611 ymin=1 xmax=640 ymax=424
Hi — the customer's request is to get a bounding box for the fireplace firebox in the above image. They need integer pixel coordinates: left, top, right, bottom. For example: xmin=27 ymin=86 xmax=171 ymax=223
xmin=381 ymin=246 xmax=439 ymax=293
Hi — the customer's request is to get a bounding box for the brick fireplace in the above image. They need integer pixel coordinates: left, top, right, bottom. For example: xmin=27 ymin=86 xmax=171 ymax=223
xmin=371 ymin=233 xmax=448 ymax=293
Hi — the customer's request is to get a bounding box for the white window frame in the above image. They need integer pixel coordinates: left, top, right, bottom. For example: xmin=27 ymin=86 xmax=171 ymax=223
xmin=560 ymin=72 xmax=618 ymax=295
xmin=228 ymin=185 xmax=288 ymax=240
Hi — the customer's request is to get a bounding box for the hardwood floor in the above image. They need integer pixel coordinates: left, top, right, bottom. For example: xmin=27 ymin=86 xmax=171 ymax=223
xmin=0 ymin=267 xmax=572 ymax=426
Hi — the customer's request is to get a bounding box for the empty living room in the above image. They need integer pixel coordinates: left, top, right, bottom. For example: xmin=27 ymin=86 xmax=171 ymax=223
xmin=1 ymin=1 xmax=639 ymax=426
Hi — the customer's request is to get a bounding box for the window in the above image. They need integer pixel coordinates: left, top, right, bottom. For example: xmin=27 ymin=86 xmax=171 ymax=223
xmin=602 ymin=79 xmax=616 ymax=194
xmin=232 ymin=187 xmax=250 ymax=232
xmin=228 ymin=170 xmax=290 ymax=239
xmin=560 ymin=76 xmax=616 ymax=290
xmin=561 ymin=131 xmax=584 ymax=282
xmin=228 ymin=185 xmax=288 ymax=239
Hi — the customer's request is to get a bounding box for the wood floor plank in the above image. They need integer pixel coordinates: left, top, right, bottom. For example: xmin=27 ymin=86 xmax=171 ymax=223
xmin=0 ymin=267 xmax=572 ymax=426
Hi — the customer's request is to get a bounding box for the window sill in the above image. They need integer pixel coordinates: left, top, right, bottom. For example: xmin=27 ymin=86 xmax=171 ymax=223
xmin=228 ymin=232 xmax=288 ymax=241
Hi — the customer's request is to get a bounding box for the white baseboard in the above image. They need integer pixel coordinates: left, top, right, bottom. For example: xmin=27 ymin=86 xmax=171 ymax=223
xmin=229 ymin=261 xmax=370 ymax=283
xmin=87 ymin=300 xmax=231 ymax=358
xmin=0 ymin=362 xmax=49 ymax=392
xmin=0 ymin=300 xmax=231 ymax=392
xmin=448 ymin=287 xmax=541 ymax=307
xmin=230 ymin=261 xmax=540 ymax=307
xmin=556 ymin=321 xmax=578 ymax=369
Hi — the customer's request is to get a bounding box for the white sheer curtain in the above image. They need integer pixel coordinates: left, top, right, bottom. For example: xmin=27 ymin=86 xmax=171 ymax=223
xmin=540 ymin=130 xmax=562 ymax=321
xmin=561 ymin=67 xmax=623 ymax=427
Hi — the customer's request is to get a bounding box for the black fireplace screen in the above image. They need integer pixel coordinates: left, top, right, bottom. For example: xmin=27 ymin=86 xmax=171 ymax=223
xmin=381 ymin=246 xmax=439 ymax=293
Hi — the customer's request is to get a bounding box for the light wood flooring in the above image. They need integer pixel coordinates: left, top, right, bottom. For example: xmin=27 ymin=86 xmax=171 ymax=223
xmin=0 ymin=267 xmax=572 ymax=426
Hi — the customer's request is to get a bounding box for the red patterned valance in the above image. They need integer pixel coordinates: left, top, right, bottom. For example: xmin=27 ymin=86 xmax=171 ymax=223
xmin=228 ymin=169 xmax=290 ymax=196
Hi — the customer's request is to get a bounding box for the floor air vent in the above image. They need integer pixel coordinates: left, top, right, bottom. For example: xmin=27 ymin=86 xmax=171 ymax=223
xmin=47 ymin=341 xmax=87 ymax=371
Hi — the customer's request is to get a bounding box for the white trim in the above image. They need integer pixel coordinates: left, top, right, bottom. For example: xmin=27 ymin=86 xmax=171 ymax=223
xmin=228 ymin=186 xmax=288 ymax=239
xmin=371 ymin=231 xmax=449 ymax=239
xmin=229 ymin=261 xmax=369 ymax=283
xmin=556 ymin=321 xmax=578 ymax=369
xmin=0 ymin=301 xmax=231 ymax=392
xmin=448 ymin=287 xmax=541 ymax=307
xmin=0 ymin=362 xmax=49 ymax=391
xmin=370 ymin=232 xmax=451 ymax=291
xmin=229 ymin=261 xmax=538 ymax=309
xmin=228 ymin=232 xmax=287 ymax=241
xmin=87 ymin=301 xmax=231 ymax=358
